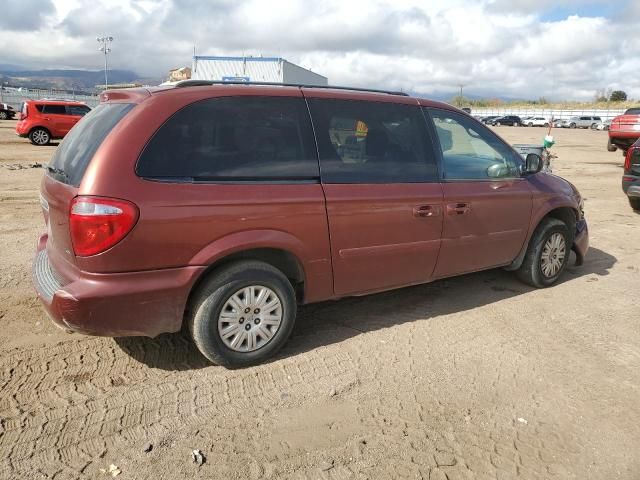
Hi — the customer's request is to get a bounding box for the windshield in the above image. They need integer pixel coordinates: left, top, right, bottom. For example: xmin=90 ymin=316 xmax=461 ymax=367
xmin=48 ymin=103 xmax=133 ymax=186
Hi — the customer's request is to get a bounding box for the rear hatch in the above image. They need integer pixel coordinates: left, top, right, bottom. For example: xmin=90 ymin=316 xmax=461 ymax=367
xmin=41 ymin=103 xmax=134 ymax=268
xmin=611 ymin=110 xmax=640 ymax=133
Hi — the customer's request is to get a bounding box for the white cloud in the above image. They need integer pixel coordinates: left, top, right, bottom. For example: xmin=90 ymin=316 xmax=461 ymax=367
xmin=0 ymin=0 xmax=638 ymax=100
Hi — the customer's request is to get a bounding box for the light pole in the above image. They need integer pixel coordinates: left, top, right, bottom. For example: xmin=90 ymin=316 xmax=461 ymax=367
xmin=97 ymin=36 xmax=114 ymax=90
xmin=458 ymin=84 xmax=465 ymax=107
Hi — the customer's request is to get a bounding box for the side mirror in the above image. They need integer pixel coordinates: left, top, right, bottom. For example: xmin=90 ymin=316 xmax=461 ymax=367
xmin=523 ymin=153 xmax=543 ymax=174
xmin=487 ymin=163 xmax=510 ymax=178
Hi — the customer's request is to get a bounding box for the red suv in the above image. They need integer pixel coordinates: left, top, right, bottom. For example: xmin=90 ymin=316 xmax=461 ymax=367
xmin=33 ymin=82 xmax=589 ymax=367
xmin=16 ymin=100 xmax=91 ymax=145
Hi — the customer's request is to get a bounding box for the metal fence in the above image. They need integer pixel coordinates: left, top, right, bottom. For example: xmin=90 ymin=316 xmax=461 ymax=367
xmin=470 ymin=107 xmax=626 ymax=121
xmin=0 ymin=87 xmax=100 ymax=109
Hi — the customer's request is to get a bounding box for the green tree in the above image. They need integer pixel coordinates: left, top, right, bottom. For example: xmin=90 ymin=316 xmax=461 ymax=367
xmin=610 ymin=90 xmax=627 ymax=102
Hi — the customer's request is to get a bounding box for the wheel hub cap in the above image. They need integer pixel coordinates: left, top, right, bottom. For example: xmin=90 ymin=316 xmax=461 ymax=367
xmin=540 ymin=233 xmax=566 ymax=278
xmin=217 ymin=285 xmax=282 ymax=352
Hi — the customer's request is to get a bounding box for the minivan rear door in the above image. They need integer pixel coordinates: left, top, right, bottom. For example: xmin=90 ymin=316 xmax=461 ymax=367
xmin=306 ymin=94 xmax=443 ymax=296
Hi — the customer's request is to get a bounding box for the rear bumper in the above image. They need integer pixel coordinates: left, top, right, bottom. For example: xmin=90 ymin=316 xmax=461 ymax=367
xmin=626 ymin=185 xmax=640 ymax=198
xmin=572 ymin=219 xmax=589 ymax=266
xmin=33 ymin=234 xmax=206 ymax=337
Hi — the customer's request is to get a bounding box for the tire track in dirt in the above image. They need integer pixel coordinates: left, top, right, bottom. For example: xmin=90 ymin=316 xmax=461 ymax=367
xmin=0 ymin=333 xmax=360 ymax=478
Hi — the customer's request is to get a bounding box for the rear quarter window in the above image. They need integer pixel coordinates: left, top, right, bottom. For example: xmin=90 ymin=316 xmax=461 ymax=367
xmin=136 ymin=96 xmax=318 ymax=181
xmin=48 ymin=103 xmax=133 ymax=186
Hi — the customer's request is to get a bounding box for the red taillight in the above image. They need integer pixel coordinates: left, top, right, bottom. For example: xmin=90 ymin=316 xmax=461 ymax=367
xmin=625 ymin=148 xmax=635 ymax=171
xmin=70 ymin=196 xmax=138 ymax=256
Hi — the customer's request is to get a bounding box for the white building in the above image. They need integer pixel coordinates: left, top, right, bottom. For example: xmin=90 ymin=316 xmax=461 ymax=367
xmin=191 ymin=55 xmax=328 ymax=86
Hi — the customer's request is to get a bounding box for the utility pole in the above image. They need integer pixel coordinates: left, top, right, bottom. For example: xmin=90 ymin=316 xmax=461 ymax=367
xmin=97 ymin=36 xmax=114 ymax=90
xmin=458 ymin=84 xmax=465 ymax=107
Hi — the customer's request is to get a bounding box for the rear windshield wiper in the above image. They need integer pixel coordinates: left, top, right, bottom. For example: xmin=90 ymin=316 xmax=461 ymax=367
xmin=46 ymin=165 xmax=70 ymax=180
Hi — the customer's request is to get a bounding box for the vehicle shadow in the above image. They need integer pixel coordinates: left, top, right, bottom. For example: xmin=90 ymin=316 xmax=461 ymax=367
xmin=115 ymin=247 xmax=616 ymax=370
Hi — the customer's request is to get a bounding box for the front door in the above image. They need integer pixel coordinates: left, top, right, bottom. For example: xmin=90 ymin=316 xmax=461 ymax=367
xmin=306 ymin=95 xmax=443 ymax=296
xmin=425 ymin=108 xmax=532 ymax=278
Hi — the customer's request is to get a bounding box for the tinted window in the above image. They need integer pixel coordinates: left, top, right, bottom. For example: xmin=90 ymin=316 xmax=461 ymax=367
xmin=35 ymin=104 xmax=44 ymax=113
xmin=67 ymin=105 xmax=91 ymax=116
xmin=308 ymin=98 xmax=436 ymax=183
xmin=42 ymin=105 xmax=67 ymax=115
xmin=625 ymin=108 xmax=640 ymax=115
xmin=427 ymin=108 xmax=522 ymax=180
xmin=48 ymin=103 xmax=133 ymax=186
xmin=137 ymin=97 xmax=317 ymax=181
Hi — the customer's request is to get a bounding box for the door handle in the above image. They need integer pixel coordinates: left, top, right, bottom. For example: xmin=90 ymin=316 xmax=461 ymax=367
xmin=413 ymin=205 xmax=441 ymax=217
xmin=446 ymin=202 xmax=471 ymax=215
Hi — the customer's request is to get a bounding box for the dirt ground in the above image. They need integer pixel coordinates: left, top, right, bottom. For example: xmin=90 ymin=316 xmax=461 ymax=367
xmin=0 ymin=118 xmax=639 ymax=480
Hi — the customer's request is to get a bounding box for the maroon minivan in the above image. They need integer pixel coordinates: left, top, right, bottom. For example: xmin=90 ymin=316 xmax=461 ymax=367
xmin=33 ymin=82 xmax=589 ymax=366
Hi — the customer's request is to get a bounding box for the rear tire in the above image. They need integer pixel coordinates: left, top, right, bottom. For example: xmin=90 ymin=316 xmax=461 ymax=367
xmin=607 ymin=139 xmax=617 ymax=152
xmin=517 ymin=218 xmax=571 ymax=288
xmin=0 ymin=111 xmax=7 ymax=120
xmin=629 ymin=197 xmax=640 ymax=211
xmin=496 ymin=122 xmax=501 ymax=126
xmin=590 ymin=123 xmax=597 ymax=129
xmin=188 ymin=260 xmax=297 ymax=368
xmin=569 ymin=123 xmax=576 ymax=129
xmin=29 ymin=128 xmax=50 ymax=146
xmin=544 ymin=123 xmax=549 ymax=128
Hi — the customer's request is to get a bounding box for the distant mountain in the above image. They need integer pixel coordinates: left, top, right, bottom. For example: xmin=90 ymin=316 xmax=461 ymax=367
xmin=0 ymin=68 xmax=161 ymax=91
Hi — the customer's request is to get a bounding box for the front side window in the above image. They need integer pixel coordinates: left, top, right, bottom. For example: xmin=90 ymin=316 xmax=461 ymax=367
xmin=137 ymin=96 xmax=318 ymax=181
xmin=308 ymin=98 xmax=437 ymax=183
xmin=67 ymin=105 xmax=91 ymax=116
xmin=427 ymin=108 xmax=522 ymax=180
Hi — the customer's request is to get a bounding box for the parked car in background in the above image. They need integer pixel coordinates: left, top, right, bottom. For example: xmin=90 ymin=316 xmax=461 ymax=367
xmin=490 ymin=115 xmax=523 ymax=126
xmin=553 ymin=118 xmax=565 ymax=128
xmin=461 ymin=107 xmax=471 ymax=114
xmin=524 ymin=117 xmax=550 ymax=127
xmin=0 ymin=103 xmax=16 ymax=120
xmin=608 ymin=108 xmax=640 ymax=154
xmin=15 ymin=100 xmax=91 ymax=145
xmin=623 ymin=137 xmax=640 ymax=210
xmin=596 ymin=119 xmax=611 ymax=131
xmin=481 ymin=115 xmax=500 ymax=124
xmin=559 ymin=116 xmax=602 ymax=129
xmin=32 ymin=82 xmax=588 ymax=367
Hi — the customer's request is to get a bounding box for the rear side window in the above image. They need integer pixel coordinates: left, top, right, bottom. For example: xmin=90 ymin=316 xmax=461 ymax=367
xmin=625 ymin=108 xmax=640 ymax=115
xmin=48 ymin=103 xmax=133 ymax=186
xmin=35 ymin=104 xmax=44 ymax=113
xmin=308 ymin=98 xmax=437 ymax=183
xmin=137 ymin=96 xmax=318 ymax=181
xmin=42 ymin=105 xmax=67 ymax=115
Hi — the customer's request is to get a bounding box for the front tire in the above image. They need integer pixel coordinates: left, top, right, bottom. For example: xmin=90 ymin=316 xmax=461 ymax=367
xmin=569 ymin=123 xmax=576 ymax=129
xmin=517 ymin=218 xmax=571 ymax=288
xmin=29 ymin=128 xmax=50 ymax=146
xmin=188 ymin=260 xmax=297 ymax=368
xmin=0 ymin=111 xmax=7 ymax=120
xmin=629 ymin=197 xmax=640 ymax=211
xmin=496 ymin=122 xmax=501 ymax=126
xmin=607 ymin=139 xmax=617 ymax=152
xmin=513 ymin=122 xmax=519 ymax=127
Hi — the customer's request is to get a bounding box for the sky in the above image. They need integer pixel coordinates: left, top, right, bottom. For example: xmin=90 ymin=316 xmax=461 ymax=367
xmin=0 ymin=0 xmax=638 ymax=101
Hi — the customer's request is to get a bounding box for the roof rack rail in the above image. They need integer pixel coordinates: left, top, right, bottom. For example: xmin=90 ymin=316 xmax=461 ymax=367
xmin=174 ymin=80 xmax=409 ymax=96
